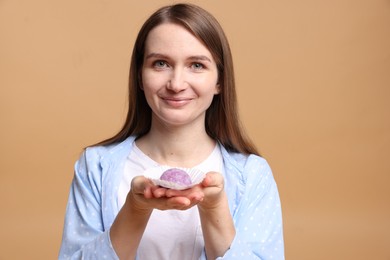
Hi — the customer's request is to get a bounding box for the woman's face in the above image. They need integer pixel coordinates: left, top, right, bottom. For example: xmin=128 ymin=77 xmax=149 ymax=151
xmin=141 ymin=23 xmax=219 ymax=129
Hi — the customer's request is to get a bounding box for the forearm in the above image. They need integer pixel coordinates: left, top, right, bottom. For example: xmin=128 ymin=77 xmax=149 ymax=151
xmin=110 ymin=193 xmax=152 ymax=260
xmin=198 ymin=192 xmax=235 ymax=259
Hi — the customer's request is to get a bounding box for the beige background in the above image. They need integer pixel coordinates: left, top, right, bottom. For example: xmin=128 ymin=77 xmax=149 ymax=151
xmin=1 ymin=0 xmax=389 ymax=259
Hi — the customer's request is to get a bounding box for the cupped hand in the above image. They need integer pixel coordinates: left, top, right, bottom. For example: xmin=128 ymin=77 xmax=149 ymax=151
xmin=127 ymin=176 xmax=204 ymax=212
xmin=165 ymin=171 xmax=225 ymax=210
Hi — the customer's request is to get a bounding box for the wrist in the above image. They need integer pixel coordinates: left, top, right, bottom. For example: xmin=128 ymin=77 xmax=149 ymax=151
xmin=198 ymin=191 xmax=228 ymax=212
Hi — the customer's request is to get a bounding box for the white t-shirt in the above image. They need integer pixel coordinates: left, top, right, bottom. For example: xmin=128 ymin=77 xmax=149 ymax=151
xmin=118 ymin=143 xmax=223 ymax=260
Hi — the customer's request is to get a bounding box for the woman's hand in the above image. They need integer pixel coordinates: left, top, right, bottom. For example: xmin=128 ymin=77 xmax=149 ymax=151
xmin=128 ymin=172 xmax=224 ymax=212
xmin=128 ymin=175 xmax=205 ymax=212
xmin=164 ymin=171 xmax=225 ymax=210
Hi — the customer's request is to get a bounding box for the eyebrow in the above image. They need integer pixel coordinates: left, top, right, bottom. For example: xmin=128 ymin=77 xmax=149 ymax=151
xmin=145 ymin=53 xmax=212 ymax=63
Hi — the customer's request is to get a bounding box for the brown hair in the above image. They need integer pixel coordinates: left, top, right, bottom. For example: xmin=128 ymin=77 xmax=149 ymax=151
xmin=95 ymin=3 xmax=259 ymax=155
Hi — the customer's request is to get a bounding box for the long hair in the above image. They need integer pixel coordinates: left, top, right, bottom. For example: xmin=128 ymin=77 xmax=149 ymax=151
xmin=95 ymin=3 xmax=259 ymax=156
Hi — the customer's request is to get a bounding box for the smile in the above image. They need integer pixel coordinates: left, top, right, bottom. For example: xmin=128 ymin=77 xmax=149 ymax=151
xmin=162 ymin=97 xmax=193 ymax=107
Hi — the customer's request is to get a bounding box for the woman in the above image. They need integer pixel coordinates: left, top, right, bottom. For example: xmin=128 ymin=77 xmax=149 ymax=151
xmin=59 ymin=3 xmax=284 ymax=260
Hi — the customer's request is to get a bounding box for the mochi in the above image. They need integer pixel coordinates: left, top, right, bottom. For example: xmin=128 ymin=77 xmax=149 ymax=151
xmin=160 ymin=168 xmax=192 ymax=186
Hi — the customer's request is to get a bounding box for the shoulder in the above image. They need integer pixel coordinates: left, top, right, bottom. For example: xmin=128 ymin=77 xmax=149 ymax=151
xmin=221 ymin=145 xmax=270 ymax=172
xmin=221 ymin=145 xmax=273 ymax=184
xmin=75 ymin=136 xmax=136 ymax=174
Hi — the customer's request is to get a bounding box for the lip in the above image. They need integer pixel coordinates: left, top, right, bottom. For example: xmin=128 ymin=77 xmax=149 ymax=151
xmin=162 ymin=97 xmax=193 ymax=107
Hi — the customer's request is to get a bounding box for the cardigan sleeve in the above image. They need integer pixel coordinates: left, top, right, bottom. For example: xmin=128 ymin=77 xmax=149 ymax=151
xmin=58 ymin=148 xmax=119 ymax=259
xmin=215 ymin=156 xmax=285 ymax=260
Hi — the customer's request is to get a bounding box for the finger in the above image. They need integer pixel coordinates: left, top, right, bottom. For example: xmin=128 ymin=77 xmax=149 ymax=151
xmin=149 ymin=196 xmax=191 ymax=211
xmin=164 ymin=188 xmax=204 ymax=205
xmin=167 ymin=196 xmax=191 ymax=207
xmin=165 ymin=188 xmax=189 ymax=197
xmin=186 ymin=191 xmax=204 ymax=202
xmin=131 ymin=176 xmax=155 ymax=198
xmin=151 ymin=186 xmax=168 ymax=198
xmin=165 ymin=186 xmax=202 ymax=197
xmin=202 ymin=172 xmax=223 ymax=188
xmin=131 ymin=176 xmax=148 ymax=193
xmin=166 ymin=196 xmax=206 ymax=210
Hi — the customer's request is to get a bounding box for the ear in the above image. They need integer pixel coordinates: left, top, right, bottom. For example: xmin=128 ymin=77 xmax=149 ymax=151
xmin=214 ymin=83 xmax=221 ymax=94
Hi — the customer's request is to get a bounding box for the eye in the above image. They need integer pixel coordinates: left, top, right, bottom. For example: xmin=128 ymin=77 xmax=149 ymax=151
xmin=191 ymin=63 xmax=204 ymax=70
xmin=153 ymin=60 xmax=168 ymax=68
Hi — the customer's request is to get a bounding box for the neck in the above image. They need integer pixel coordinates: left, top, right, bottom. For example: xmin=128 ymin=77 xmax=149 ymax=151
xmin=136 ymin=121 xmax=216 ymax=168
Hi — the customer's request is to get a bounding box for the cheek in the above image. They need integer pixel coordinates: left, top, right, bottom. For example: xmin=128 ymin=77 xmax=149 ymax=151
xmin=196 ymin=77 xmax=219 ymax=95
xmin=140 ymin=72 xmax=154 ymax=100
xmin=142 ymin=68 xmax=171 ymax=88
xmin=142 ymin=72 xmax=160 ymax=92
xmin=141 ymin=70 xmax=150 ymax=89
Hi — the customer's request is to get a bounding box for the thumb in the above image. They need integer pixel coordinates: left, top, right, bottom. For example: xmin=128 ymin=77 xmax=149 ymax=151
xmin=131 ymin=176 xmax=153 ymax=196
xmin=202 ymin=172 xmax=224 ymax=188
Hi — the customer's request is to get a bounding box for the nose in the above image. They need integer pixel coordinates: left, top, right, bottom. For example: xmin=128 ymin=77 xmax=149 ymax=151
xmin=167 ymin=68 xmax=187 ymax=92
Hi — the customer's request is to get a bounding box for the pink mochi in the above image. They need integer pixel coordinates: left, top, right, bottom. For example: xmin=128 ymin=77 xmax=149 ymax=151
xmin=160 ymin=168 xmax=192 ymax=186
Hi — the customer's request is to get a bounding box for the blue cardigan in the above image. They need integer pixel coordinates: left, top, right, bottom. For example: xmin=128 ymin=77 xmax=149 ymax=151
xmin=59 ymin=136 xmax=284 ymax=259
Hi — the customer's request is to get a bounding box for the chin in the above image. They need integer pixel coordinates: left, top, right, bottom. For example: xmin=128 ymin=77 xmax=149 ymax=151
xmin=153 ymin=111 xmax=205 ymax=128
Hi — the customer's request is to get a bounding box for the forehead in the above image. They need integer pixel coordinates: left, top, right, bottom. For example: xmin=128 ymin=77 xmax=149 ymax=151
xmin=144 ymin=23 xmax=213 ymax=58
